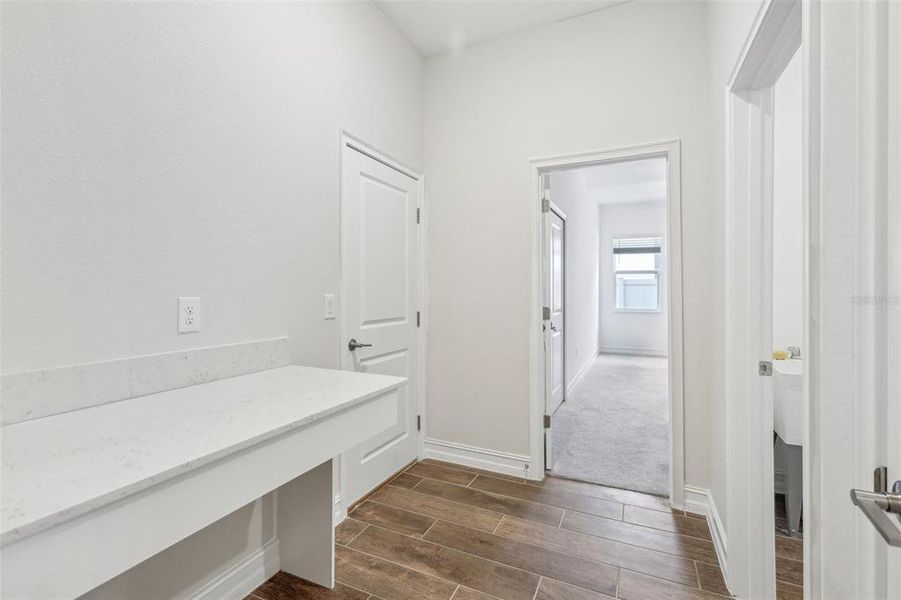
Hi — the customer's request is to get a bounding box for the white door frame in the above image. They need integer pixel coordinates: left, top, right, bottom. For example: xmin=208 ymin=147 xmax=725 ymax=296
xmin=724 ymin=1 xmax=801 ymax=597
xmin=528 ymin=139 xmax=685 ymax=510
xmin=336 ymin=130 xmax=427 ymax=518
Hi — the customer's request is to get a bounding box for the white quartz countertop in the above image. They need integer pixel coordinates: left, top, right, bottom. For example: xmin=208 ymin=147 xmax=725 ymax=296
xmin=1 ymin=366 xmax=405 ymax=545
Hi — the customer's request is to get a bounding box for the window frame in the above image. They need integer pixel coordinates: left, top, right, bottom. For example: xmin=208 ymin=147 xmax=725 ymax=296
xmin=612 ymin=236 xmax=663 ymax=314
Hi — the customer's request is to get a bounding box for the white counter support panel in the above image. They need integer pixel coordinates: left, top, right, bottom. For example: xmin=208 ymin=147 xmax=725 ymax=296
xmin=1 ymin=366 xmax=404 ymax=599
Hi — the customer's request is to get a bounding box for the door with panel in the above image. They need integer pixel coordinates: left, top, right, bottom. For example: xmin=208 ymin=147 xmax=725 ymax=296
xmin=543 ymin=198 xmax=565 ymax=471
xmin=811 ymin=0 xmax=901 ymax=595
xmin=340 ymin=142 xmax=420 ymax=508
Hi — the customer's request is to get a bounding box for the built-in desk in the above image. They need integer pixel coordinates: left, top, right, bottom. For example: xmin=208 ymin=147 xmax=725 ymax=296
xmin=1 ymin=366 xmax=405 ymax=599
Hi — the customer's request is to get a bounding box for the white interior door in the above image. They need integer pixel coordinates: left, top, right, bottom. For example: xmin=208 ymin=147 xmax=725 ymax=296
xmin=543 ymin=194 xmax=565 ymax=471
xmin=808 ymin=0 xmax=901 ymax=596
xmin=340 ymin=142 xmax=419 ymax=508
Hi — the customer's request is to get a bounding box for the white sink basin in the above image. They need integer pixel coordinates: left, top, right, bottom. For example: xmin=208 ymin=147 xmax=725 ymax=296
xmin=773 ymin=359 xmax=803 ymax=446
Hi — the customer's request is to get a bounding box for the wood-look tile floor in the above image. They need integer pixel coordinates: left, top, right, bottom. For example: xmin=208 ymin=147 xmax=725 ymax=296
xmin=774 ymin=495 xmax=803 ymax=600
xmin=248 ymin=459 xmax=733 ymax=600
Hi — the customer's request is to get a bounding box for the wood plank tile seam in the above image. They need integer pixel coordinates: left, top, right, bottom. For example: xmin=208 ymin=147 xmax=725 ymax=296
xmin=351 ymin=523 xmax=551 ymax=590
xmin=334 ymin=540 xmax=476 ymax=594
xmin=352 ymin=496 xmax=710 ymax=586
xmin=249 ymin=459 xmax=732 ymax=600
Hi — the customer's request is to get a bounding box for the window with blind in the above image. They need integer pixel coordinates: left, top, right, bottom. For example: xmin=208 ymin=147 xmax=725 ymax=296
xmin=613 ymin=237 xmax=662 ymax=312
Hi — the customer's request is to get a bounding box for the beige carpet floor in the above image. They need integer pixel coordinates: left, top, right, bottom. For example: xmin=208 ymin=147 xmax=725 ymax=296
xmin=550 ymin=353 xmax=670 ymax=496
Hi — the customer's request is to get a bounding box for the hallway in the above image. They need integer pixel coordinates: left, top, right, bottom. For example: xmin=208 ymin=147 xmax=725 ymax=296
xmin=4 ymin=1 xmax=899 ymax=597
xmin=552 ymin=354 xmax=669 ymax=496
xmin=248 ymin=459 xmax=728 ymax=600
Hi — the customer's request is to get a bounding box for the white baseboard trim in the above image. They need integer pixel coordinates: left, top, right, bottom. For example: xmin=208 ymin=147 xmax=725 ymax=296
xmin=565 ymin=351 xmax=598 ymax=397
xmin=424 ymin=438 xmax=531 ymax=479
xmin=598 ymin=346 xmax=667 ymax=358
xmin=190 ymin=537 xmax=279 ymax=600
xmin=333 ymin=493 xmax=346 ymax=524
xmin=684 ymin=486 xmax=729 ymax=592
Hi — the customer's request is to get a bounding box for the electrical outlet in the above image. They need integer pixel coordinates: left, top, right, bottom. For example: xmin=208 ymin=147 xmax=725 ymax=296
xmin=324 ymin=293 xmax=336 ymax=320
xmin=178 ymin=297 xmax=201 ymax=334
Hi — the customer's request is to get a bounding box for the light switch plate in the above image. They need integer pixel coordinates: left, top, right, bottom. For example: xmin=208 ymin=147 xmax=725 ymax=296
xmin=178 ymin=297 xmax=201 ymax=334
xmin=323 ymin=293 xmax=336 ymax=320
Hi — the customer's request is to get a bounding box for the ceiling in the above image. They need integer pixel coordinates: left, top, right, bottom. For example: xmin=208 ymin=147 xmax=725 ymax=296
xmin=375 ymin=1 xmax=626 ymax=56
xmin=579 ymin=157 xmax=667 ymax=205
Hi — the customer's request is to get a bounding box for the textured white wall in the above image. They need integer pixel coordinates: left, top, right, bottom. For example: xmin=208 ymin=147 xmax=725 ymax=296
xmin=424 ymin=1 xmax=714 ymax=490
xmin=548 ymin=170 xmax=600 ymax=392
xmin=598 ymin=202 xmax=668 ymax=356
xmin=1 ymin=2 xmax=422 ymax=375
xmin=705 ymin=0 xmax=766 ymax=530
xmin=1 ymin=2 xmax=422 ymax=596
xmin=772 ymin=50 xmax=803 ymax=352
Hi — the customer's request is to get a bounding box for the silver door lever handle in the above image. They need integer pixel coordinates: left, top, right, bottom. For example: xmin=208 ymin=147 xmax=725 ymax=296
xmin=348 ymin=339 xmax=372 ymax=351
xmin=850 ymin=467 xmax=901 ymax=546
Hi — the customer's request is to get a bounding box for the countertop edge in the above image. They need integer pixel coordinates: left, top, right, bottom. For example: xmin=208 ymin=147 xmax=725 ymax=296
xmin=0 ymin=375 xmax=405 ymax=546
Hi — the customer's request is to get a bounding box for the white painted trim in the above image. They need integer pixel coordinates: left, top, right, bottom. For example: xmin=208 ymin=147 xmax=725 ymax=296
xmin=423 ymin=438 xmax=531 ymax=480
xmin=884 ymin=3 xmax=901 ymax=594
xmin=190 ymin=538 xmax=280 ymax=600
xmin=333 ymin=494 xmax=345 ymax=525
xmin=529 ymin=139 xmax=685 ymax=511
xmin=724 ymin=1 xmax=801 ymax=598
xmin=597 ymin=347 xmax=667 ymax=358
xmin=801 ymin=6 xmax=821 ymax=597
xmin=418 ymin=162 xmax=429 ymax=462
xmin=565 ymin=350 xmax=598 ymax=398
xmin=684 ymin=485 xmax=729 ymax=590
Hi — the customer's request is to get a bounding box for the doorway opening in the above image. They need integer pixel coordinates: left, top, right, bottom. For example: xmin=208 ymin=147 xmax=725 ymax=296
xmin=530 ymin=140 xmax=685 ymax=508
xmin=769 ymin=45 xmax=804 ymax=597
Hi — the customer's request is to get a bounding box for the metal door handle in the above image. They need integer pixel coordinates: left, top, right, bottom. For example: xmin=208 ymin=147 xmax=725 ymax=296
xmin=347 ymin=338 xmax=372 ymax=351
xmin=850 ymin=467 xmax=901 ymax=546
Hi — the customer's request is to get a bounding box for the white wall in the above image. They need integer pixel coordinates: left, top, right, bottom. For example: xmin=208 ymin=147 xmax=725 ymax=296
xmin=424 ymin=1 xmax=715 ymax=489
xmin=705 ymin=0 xmax=766 ymax=534
xmin=1 ymin=2 xmax=422 ymax=374
xmin=772 ymin=50 xmax=803 ymax=352
xmin=548 ymin=170 xmax=600 ymax=392
xmin=1 ymin=2 xmax=422 ymax=596
xmin=598 ymin=202 xmax=668 ymax=356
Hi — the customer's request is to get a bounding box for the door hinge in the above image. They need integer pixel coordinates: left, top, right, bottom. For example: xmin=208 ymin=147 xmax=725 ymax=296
xmin=758 ymin=360 xmax=773 ymax=376
xmin=542 ymin=306 xmax=551 ymax=320
xmin=416 ymin=311 xmax=421 ymax=327
xmin=416 ymin=207 xmax=421 ymax=224
xmin=542 ymin=198 xmax=550 ymax=213
xmin=544 ymin=414 xmax=551 ymax=429
xmin=417 ymin=415 xmax=421 ymax=431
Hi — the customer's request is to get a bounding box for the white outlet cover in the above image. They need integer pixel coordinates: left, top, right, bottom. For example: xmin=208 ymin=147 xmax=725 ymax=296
xmin=178 ymin=297 xmax=201 ymax=334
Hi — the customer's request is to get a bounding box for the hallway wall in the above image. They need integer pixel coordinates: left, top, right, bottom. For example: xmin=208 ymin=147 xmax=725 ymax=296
xmin=547 ymin=170 xmax=600 ymax=394
xmin=1 ymin=2 xmax=423 ymax=375
xmin=424 ymin=1 xmax=715 ymax=489
xmin=705 ymin=0 xmax=766 ymax=532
